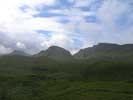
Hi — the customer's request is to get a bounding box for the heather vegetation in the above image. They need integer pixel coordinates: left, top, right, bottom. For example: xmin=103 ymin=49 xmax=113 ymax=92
xmin=0 ymin=43 xmax=133 ymax=100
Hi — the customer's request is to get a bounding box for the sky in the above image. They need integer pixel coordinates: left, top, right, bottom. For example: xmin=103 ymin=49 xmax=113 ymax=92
xmin=0 ymin=0 xmax=132 ymax=55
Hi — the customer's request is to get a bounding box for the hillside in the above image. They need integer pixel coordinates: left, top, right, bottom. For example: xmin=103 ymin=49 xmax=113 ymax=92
xmin=0 ymin=43 xmax=133 ymax=100
xmin=34 ymin=46 xmax=73 ymax=61
xmin=0 ymin=43 xmax=133 ymax=79
xmin=74 ymin=43 xmax=133 ymax=60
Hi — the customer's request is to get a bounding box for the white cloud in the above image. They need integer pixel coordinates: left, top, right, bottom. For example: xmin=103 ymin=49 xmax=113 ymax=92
xmin=0 ymin=0 xmax=132 ymax=54
xmin=97 ymin=0 xmax=129 ymax=29
xmin=0 ymin=0 xmax=63 ymax=54
xmin=0 ymin=44 xmax=12 ymax=55
xmin=0 ymin=0 xmax=61 ymax=33
xmin=48 ymin=33 xmax=74 ymax=48
xmin=16 ymin=42 xmax=26 ymax=49
xmin=62 ymin=0 xmax=133 ymax=48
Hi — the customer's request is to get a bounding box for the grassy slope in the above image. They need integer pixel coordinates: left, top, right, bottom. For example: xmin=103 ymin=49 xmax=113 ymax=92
xmin=0 ymin=55 xmax=133 ymax=100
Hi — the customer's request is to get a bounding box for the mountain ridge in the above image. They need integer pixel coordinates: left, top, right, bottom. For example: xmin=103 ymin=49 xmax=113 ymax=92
xmin=8 ymin=50 xmax=31 ymax=56
xmin=34 ymin=46 xmax=73 ymax=61
xmin=2 ymin=43 xmax=133 ymax=60
xmin=74 ymin=43 xmax=133 ymax=59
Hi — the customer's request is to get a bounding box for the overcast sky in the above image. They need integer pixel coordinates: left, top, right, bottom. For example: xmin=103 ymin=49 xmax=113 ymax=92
xmin=0 ymin=0 xmax=132 ymax=54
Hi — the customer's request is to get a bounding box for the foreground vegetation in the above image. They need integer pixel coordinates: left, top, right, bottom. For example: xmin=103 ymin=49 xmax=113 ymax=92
xmin=0 ymin=55 xmax=133 ymax=100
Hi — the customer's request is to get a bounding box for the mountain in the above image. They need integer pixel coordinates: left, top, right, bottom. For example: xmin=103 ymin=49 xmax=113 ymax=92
xmin=35 ymin=46 xmax=73 ymax=61
xmin=0 ymin=43 xmax=133 ymax=100
xmin=74 ymin=43 xmax=133 ymax=59
xmin=8 ymin=50 xmax=30 ymax=56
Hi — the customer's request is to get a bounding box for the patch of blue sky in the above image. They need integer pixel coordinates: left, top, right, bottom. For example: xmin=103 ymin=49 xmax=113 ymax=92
xmin=57 ymin=17 xmax=70 ymax=24
xmin=37 ymin=30 xmax=52 ymax=37
xmin=115 ymin=12 xmax=133 ymax=30
xmin=119 ymin=0 xmax=133 ymax=4
xmin=85 ymin=16 xmax=98 ymax=23
xmin=34 ymin=5 xmax=67 ymax=17
xmin=78 ymin=0 xmax=105 ymax=12
xmin=56 ymin=0 xmax=75 ymax=9
xmin=79 ymin=7 xmax=91 ymax=11
xmin=35 ymin=0 xmax=75 ymax=11
xmin=73 ymin=38 xmax=83 ymax=47
xmin=89 ymin=0 xmax=105 ymax=11
xmin=34 ymin=11 xmax=65 ymax=17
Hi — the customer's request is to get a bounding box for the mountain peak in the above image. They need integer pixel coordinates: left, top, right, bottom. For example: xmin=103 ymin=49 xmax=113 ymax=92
xmin=74 ymin=43 xmax=133 ymax=59
xmin=48 ymin=45 xmax=67 ymax=51
xmin=35 ymin=46 xmax=72 ymax=60
xmin=9 ymin=50 xmax=30 ymax=56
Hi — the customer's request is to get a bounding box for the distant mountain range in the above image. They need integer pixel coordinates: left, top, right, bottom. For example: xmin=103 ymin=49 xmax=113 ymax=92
xmin=9 ymin=50 xmax=30 ymax=56
xmin=0 ymin=44 xmax=133 ymax=100
xmin=2 ymin=43 xmax=133 ymax=60
xmin=0 ymin=43 xmax=133 ymax=81
xmin=74 ymin=43 xmax=133 ymax=59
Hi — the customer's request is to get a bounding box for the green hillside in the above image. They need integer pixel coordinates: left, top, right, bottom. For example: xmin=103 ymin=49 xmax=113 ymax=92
xmin=0 ymin=44 xmax=133 ymax=100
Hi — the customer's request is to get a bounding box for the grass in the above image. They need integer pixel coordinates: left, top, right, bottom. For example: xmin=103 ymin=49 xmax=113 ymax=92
xmin=0 ymin=76 xmax=133 ymax=100
xmin=0 ymin=56 xmax=133 ymax=100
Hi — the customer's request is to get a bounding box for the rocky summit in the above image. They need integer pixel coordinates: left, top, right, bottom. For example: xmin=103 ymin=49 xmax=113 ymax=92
xmin=74 ymin=43 xmax=133 ymax=59
xmin=35 ymin=46 xmax=73 ymax=61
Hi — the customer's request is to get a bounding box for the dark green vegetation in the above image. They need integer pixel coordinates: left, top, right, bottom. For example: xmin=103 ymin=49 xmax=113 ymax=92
xmin=0 ymin=43 xmax=133 ymax=100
